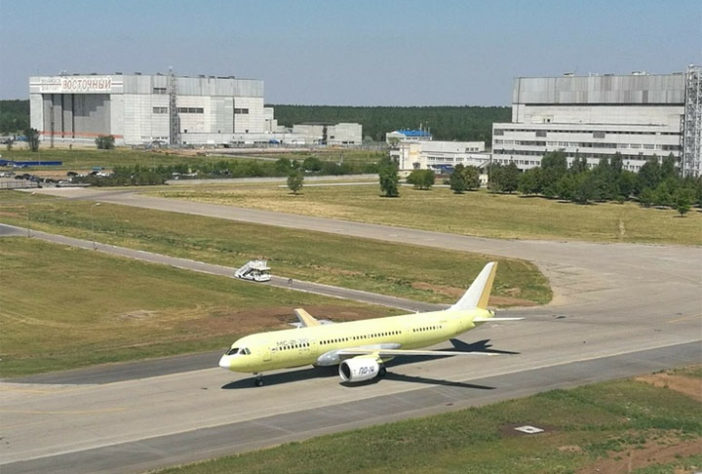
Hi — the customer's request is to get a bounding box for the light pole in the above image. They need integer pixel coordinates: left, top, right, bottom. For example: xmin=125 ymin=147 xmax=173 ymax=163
xmin=91 ymin=202 xmax=101 ymax=249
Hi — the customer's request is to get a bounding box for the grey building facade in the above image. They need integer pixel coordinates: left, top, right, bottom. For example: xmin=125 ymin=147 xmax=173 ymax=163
xmin=492 ymin=68 xmax=701 ymax=176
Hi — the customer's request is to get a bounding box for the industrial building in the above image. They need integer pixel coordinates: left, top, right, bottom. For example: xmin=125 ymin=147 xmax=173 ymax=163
xmin=29 ymin=72 xmax=362 ymax=147
xmin=492 ymin=66 xmax=701 ymax=177
xmin=292 ymin=123 xmax=362 ymax=145
xmin=390 ymin=139 xmax=488 ymax=171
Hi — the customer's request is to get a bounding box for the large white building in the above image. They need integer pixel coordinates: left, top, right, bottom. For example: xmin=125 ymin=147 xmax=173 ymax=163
xmin=492 ymin=67 xmax=701 ymax=176
xmin=29 ymin=73 xmax=363 ymax=147
xmin=30 ymin=73 xmax=267 ymax=146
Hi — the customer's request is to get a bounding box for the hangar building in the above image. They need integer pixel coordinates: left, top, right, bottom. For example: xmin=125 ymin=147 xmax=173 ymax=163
xmin=29 ymin=73 xmax=268 ymax=146
xmin=492 ymin=66 xmax=701 ymax=177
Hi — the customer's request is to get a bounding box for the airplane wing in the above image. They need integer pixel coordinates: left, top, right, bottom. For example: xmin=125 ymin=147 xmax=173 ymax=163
xmin=337 ymin=348 xmax=498 ymax=357
xmin=292 ymin=308 xmax=334 ymax=328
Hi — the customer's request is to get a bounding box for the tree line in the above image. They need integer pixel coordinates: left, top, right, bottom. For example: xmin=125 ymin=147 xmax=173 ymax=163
xmin=483 ymin=151 xmax=701 ymax=215
xmin=270 ymin=105 xmax=510 ymax=142
xmin=75 ymin=155 xmax=380 ymax=186
xmin=0 ymin=100 xmax=29 ymax=134
xmin=376 ymin=150 xmax=700 ymax=215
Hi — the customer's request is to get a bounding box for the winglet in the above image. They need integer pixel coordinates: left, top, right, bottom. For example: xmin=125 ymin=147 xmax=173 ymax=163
xmin=449 ymin=262 xmax=498 ymax=311
xmin=294 ymin=308 xmax=321 ymax=327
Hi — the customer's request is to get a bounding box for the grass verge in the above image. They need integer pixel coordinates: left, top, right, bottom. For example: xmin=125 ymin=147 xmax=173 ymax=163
xmin=0 ymin=237 xmax=394 ymax=377
xmin=150 ymin=182 xmax=702 ymax=245
xmin=0 ymin=191 xmax=551 ymax=306
xmin=152 ymin=367 xmax=702 ymax=474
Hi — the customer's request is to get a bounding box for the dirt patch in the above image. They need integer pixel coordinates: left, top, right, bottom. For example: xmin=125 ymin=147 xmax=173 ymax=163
xmin=635 ymin=373 xmax=702 ymax=402
xmin=577 ymin=437 xmax=702 ymax=474
xmin=558 ymin=445 xmax=583 ymax=453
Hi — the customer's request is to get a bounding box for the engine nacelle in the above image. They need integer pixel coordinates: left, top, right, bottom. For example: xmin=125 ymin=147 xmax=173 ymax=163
xmin=339 ymin=356 xmax=380 ymax=383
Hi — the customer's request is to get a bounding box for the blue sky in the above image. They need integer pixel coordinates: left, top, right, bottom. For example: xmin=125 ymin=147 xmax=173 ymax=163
xmin=1 ymin=0 xmax=700 ymax=105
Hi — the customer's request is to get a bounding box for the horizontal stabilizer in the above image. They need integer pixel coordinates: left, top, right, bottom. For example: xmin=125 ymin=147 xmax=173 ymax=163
xmin=293 ymin=308 xmax=329 ymax=328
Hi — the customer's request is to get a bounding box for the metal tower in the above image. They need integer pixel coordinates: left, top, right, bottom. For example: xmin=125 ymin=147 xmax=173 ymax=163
xmin=168 ymin=68 xmax=180 ymax=146
xmin=681 ymin=65 xmax=701 ymax=177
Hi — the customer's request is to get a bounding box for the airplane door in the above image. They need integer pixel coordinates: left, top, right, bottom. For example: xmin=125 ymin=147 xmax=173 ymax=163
xmin=263 ymin=347 xmax=272 ymax=362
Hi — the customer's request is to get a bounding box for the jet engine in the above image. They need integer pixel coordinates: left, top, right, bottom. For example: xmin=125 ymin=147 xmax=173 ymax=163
xmin=339 ymin=356 xmax=381 ymax=383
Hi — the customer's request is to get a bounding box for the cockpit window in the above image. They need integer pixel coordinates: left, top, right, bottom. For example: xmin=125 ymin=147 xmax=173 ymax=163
xmin=227 ymin=347 xmax=239 ymax=355
xmin=240 ymin=348 xmax=251 ymax=355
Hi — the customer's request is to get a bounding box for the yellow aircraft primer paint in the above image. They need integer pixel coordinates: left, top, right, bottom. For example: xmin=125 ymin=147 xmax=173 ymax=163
xmin=219 ymin=262 xmax=518 ymax=384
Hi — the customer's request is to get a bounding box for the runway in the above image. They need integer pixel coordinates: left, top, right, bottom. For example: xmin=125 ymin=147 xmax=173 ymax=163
xmin=2 ymin=187 xmax=700 ymax=473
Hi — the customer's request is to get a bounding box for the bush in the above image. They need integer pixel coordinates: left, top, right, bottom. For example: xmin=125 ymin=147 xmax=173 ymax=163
xmin=95 ymin=135 xmax=115 ymax=149
xmin=407 ymin=169 xmax=435 ymax=190
xmin=287 ymin=169 xmax=304 ymax=194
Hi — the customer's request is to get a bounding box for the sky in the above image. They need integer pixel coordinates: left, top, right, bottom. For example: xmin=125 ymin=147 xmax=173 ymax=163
xmin=1 ymin=0 xmax=700 ymax=105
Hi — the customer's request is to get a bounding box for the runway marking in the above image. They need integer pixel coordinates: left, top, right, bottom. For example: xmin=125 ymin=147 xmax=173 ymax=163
xmin=668 ymin=314 xmax=702 ymax=324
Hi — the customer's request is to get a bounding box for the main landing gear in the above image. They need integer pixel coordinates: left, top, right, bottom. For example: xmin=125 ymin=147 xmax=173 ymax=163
xmin=254 ymin=373 xmax=264 ymax=387
xmin=379 ymin=365 xmax=387 ymax=378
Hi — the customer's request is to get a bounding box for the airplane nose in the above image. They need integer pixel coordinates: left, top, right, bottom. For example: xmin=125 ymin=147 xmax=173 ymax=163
xmin=218 ymin=355 xmax=231 ymax=369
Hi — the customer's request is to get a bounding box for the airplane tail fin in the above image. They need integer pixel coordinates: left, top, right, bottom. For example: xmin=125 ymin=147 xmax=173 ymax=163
xmin=449 ymin=262 xmax=497 ymax=311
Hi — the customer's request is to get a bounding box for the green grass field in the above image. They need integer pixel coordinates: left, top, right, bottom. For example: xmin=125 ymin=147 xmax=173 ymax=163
xmin=0 ymin=237 xmax=395 ymax=377
xmin=151 ymin=182 xmax=702 ymax=246
xmin=153 ymin=368 xmax=702 ymax=474
xmin=0 ymin=191 xmax=551 ymax=307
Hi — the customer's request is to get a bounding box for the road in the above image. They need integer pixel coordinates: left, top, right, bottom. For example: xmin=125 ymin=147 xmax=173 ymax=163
xmin=1 ymin=187 xmax=700 ymax=473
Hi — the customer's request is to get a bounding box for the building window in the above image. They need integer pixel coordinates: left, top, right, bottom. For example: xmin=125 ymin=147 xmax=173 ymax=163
xmin=535 ymin=130 xmax=546 ymax=137
xmin=177 ymin=107 xmax=204 ymax=114
xmin=593 ymin=131 xmax=605 ymax=139
xmin=234 ymin=108 xmax=249 ymax=114
xmin=153 ymin=107 xmax=168 ymax=114
xmin=153 ymin=87 xmax=167 ymax=94
xmin=494 ymin=129 xmax=504 ymax=136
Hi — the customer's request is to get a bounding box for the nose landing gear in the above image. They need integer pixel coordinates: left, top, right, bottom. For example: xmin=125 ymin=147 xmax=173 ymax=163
xmin=254 ymin=373 xmax=264 ymax=387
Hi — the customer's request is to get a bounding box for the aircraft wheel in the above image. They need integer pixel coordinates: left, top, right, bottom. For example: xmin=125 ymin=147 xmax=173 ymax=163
xmin=254 ymin=375 xmax=264 ymax=387
xmin=379 ymin=366 xmax=387 ymax=378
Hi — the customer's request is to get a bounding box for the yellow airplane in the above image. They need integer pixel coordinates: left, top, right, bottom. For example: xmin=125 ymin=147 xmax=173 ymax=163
xmin=219 ymin=262 xmax=521 ymax=386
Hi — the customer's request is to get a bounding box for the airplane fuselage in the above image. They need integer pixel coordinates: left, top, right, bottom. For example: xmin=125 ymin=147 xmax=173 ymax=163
xmin=219 ymin=307 xmax=491 ymax=373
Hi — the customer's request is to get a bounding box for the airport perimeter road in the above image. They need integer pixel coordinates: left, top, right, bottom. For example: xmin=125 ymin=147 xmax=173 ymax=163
xmin=2 ymin=188 xmax=700 ymax=473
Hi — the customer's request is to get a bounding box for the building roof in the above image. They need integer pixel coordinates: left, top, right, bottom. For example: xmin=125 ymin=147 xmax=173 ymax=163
xmin=395 ymin=129 xmax=431 ymax=137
